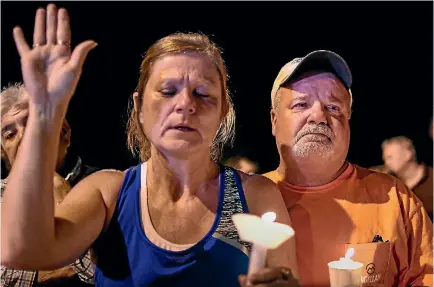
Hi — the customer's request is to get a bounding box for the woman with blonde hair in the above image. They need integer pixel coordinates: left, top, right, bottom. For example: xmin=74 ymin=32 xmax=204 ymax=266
xmin=2 ymin=4 xmax=298 ymax=286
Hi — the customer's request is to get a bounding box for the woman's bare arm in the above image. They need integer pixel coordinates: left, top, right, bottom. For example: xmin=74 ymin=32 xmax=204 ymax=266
xmin=240 ymin=173 xmax=299 ymax=280
xmin=2 ymin=4 xmax=102 ymax=270
xmin=2 ymin=169 xmax=124 ymax=270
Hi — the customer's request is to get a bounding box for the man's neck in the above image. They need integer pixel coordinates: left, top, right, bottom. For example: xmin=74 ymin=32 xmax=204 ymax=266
xmin=277 ymin=156 xmax=348 ymax=187
xmin=396 ymin=161 xmax=425 ymax=189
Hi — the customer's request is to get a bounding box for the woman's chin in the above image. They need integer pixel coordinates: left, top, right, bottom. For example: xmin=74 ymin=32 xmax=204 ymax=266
xmin=157 ymin=139 xmax=206 ymax=158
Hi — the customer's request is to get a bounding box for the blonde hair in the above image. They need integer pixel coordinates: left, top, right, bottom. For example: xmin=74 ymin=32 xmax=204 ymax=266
xmin=126 ymin=32 xmax=235 ymax=162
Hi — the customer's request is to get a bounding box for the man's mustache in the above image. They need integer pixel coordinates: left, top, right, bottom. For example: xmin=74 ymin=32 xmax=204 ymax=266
xmin=295 ymin=124 xmax=334 ymax=143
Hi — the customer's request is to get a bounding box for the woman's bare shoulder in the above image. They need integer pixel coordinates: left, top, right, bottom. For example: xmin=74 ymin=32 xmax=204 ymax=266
xmin=237 ymin=171 xmax=278 ymax=195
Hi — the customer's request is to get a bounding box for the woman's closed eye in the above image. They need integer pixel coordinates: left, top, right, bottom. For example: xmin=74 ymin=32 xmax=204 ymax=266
xmin=160 ymin=88 xmax=177 ymax=96
xmin=194 ymin=89 xmax=209 ymax=98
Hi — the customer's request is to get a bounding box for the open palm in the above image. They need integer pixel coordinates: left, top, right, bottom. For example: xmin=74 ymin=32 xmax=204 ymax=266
xmin=13 ymin=4 xmax=97 ymax=109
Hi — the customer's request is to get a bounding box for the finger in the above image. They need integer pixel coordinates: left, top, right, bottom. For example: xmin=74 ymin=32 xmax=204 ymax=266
xmin=69 ymin=40 xmax=98 ymax=70
xmin=46 ymin=4 xmax=58 ymax=44
xmin=57 ymin=8 xmax=71 ymax=45
xmin=13 ymin=27 xmax=31 ymax=57
xmin=249 ymin=268 xmax=283 ymax=284
xmin=33 ymin=8 xmax=46 ymax=46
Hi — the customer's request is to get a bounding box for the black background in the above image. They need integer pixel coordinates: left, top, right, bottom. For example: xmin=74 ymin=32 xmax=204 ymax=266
xmin=2 ymin=1 xmax=433 ymax=173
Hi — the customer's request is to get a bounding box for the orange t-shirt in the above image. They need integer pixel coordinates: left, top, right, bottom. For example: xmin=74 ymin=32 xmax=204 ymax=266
xmin=264 ymin=163 xmax=433 ymax=287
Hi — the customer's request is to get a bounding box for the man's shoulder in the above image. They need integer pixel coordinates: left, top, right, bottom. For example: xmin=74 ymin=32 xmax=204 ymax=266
xmin=262 ymin=170 xmax=280 ymax=184
xmin=352 ymin=164 xmax=399 ymax=185
xmin=352 ymin=163 xmax=423 ymax=209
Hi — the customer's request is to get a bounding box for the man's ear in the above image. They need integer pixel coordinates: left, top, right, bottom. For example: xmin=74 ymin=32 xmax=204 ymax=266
xmin=61 ymin=120 xmax=72 ymax=148
xmin=271 ymin=109 xmax=277 ymax=136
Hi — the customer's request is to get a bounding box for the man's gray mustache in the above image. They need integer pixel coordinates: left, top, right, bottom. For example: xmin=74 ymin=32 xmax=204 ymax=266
xmin=295 ymin=125 xmax=334 ymax=143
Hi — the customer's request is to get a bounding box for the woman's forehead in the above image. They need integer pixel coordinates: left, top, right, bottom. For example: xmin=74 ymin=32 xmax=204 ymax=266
xmin=149 ymin=54 xmax=220 ymax=84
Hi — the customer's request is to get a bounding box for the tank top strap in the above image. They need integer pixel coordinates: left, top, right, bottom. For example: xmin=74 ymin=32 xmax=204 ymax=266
xmin=214 ymin=166 xmax=251 ymax=253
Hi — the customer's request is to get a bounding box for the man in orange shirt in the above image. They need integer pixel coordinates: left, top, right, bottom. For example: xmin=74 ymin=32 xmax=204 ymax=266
xmin=264 ymin=50 xmax=433 ymax=287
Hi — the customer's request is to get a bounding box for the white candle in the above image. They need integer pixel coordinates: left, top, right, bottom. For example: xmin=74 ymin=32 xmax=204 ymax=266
xmin=328 ymin=248 xmax=364 ymax=287
xmin=232 ymin=212 xmax=295 ymax=276
xmin=328 ymin=248 xmax=363 ymax=270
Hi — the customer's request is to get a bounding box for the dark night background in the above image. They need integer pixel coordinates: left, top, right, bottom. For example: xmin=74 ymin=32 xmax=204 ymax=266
xmin=1 ymin=1 xmax=433 ymax=173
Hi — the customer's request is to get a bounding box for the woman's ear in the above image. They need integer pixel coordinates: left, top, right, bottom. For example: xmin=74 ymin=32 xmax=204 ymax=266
xmin=133 ymin=92 xmax=144 ymax=124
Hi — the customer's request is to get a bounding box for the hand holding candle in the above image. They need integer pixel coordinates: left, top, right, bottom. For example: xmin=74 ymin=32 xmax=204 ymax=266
xmin=232 ymin=212 xmax=295 ymax=276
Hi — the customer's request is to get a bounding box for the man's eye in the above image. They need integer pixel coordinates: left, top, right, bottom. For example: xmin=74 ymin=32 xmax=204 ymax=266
xmin=326 ymin=104 xmax=340 ymax=111
xmin=3 ymin=132 xmax=15 ymax=140
xmin=293 ymin=102 xmax=308 ymax=109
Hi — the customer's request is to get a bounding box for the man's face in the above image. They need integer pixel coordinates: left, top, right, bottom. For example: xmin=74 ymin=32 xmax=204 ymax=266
xmin=238 ymin=159 xmax=258 ymax=174
xmin=271 ymin=71 xmax=351 ymax=164
xmin=1 ymin=104 xmax=71 ymax=169
xmin=382 ymin=142 xmax=411 ymax=173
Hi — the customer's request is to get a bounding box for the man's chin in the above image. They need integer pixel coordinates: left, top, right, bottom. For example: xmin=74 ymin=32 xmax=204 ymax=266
xmin=292 ymin=143 xmax=334 ymax=159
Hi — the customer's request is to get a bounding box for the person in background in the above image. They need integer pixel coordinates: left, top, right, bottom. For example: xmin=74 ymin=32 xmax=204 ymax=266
xmin=382 ymin=136 xmax=433 ymax=220
xmin=1 ymin=83 xmax=97 ymax=286
xmin=225 ymin=156 xmax=259 ymax=174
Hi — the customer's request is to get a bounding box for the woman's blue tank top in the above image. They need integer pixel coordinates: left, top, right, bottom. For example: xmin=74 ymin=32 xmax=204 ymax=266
xmin=93 ymin=163 xmax=251 ymax=286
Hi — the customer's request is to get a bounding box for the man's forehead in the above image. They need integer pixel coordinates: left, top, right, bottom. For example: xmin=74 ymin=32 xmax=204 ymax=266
xmin=280 ymin=71 xmax=350 ymax=100
xmin=383 ymin=143 xmax=409 ymax=157
xmin=1 ymin=98 xmax=29 ymax=115
xmin=1 ymin=106 xmax=29 ymax=126
xmin=385 ymin=141 xmax=408 ymax=150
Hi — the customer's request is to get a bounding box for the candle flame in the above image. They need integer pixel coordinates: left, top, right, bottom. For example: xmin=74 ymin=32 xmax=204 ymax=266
xmin=261 ymin=212 xmax=276 ymax=223
xmin=345 ymin=247 xmax=354 ymax=259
